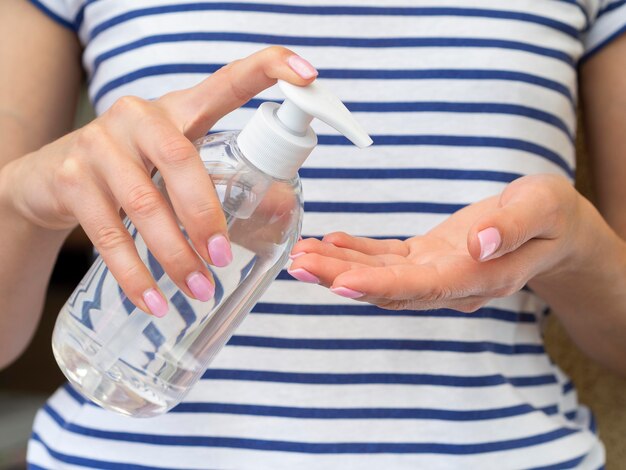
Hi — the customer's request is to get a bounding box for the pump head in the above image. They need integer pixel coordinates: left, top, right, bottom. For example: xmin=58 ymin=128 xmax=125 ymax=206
xmin=237 ymin=79 xmax=373 ymax=180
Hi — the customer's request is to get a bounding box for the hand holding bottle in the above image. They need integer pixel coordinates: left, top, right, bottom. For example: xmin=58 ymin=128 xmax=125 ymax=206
xmin=2 ymin=46 xmax=318 ymax=316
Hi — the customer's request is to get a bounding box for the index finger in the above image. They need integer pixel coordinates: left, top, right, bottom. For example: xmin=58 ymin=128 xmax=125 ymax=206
xmin=158 ymin=46 xmax=318 ymax=140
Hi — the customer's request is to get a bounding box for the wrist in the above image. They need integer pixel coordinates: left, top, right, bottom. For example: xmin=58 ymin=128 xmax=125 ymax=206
xmin=0 ymin=159 xmax=72 ymax=244
xmin=531 ymin=194 xmax=624 ymax=287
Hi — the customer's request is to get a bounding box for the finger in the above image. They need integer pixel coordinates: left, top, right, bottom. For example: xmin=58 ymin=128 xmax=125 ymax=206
xmin=288 ymin=253 xmax=369 ymax=287
xmin=69 ymin=183 xmax=169 ymax=317
xmin=330 ymin=264 xmax=473 ymax=303
xmin=97 ymin=147 xmax=216 ymax=302
xmin=291 ymin=237 xmax=389 ymax=266
xmin=316 ymin=232 xmax=409 ymax=257
xmin=132 ymin=116 xmax=231 ymax=267
xmin=467 ymin=175 xmax=573 ymax=262
xmin=158 ymin=46 xmax=318 ymax=139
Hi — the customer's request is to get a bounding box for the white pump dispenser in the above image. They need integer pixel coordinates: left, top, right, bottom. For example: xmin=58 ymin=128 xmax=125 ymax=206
xmin=238 ymin=80 xmax=373 ymax=180
xmin=51 ymin=79 xmax=372 ymax=418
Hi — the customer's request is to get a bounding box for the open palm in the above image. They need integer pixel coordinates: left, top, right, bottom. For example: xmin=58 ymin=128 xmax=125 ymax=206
xmin=288 ymin=174 xmax=579 ymax=311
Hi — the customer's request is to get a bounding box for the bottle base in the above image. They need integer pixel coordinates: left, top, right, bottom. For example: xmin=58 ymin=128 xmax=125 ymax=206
xmin=51 ymin=319 xmax=182 ymax=418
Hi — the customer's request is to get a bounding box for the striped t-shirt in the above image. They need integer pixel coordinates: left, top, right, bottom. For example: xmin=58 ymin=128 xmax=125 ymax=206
xmin=27 ymin=1 xmax=626 ymax=469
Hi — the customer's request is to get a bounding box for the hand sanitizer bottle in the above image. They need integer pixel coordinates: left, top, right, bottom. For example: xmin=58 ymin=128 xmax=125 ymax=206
xmin=51 ymin=80 xmax=372 ymax=418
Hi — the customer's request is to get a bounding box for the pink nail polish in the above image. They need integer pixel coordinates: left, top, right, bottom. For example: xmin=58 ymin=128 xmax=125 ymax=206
xmin=331 ymin=286 xmax=365 ymax=299
xmin=287 ymin=55 xmax=318 ymax=79
xmin=208 ymin=235 xmax=233 ymax=267
xmin=288 ymin=267 xmax=320 ymax=284
xmin=186 ymin=272 xmax=215 ymax=302
xmin=143 ymin=288 xmax=168 ymax=317
xmin=477 ymin=227 xmax=501 ymax=261
xmin=289 ymin=252 xmax=306 ymax=260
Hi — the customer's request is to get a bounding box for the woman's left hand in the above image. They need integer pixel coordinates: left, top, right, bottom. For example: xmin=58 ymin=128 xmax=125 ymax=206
xmin=289 ymin=174 xmax=586 ymax=312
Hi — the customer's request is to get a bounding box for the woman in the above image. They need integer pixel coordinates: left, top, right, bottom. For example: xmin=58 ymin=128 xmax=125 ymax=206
xmin=1 ymin=0 xmax=625 ymax=468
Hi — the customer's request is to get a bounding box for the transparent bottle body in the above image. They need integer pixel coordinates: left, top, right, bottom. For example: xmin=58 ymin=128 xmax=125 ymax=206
xmin=52 ymin=132 xmax=303 ymax=418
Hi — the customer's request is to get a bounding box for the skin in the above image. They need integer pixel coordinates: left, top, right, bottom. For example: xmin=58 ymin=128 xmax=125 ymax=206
xmin=0 ymin=0 xmax=315 ymax=368
xmin=290 ymin=34 xmax=626 ymax=376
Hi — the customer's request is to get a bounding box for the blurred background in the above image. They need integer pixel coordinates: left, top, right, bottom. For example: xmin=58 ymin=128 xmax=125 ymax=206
xmin=0 ymin=91 xmax=624 ymax=469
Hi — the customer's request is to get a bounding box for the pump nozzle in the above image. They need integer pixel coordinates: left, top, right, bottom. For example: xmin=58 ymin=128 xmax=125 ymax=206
xmin=276 ymin=81 xmax=373 ymax=148
xmin=237 ymin=79 xmax=372 ymax=180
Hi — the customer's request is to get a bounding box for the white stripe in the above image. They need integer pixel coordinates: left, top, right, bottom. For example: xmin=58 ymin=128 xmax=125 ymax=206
xmin=235 ymin=312 xmax=541 ymax=343
xmin=300 ymin=178 xmax=507 ymax=204
xmin=210 ymin=348 xmax=554 ymax=377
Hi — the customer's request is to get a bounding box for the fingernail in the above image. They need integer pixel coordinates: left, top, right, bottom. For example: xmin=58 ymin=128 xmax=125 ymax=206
xmin=288 ymin=267 xmax=320 ymax=284
xmin=331 ymin=286 xmax=365 ymax=299
xmin=288 ymin=55 xmax=318 ymax=79
xmin=186 ymin=272 xmax=215 ymax=302
xmin=289 ymin=252 xmax=305 ymax=260
xmin=208 ymin=235 xmax=233 ymax=267
xmin=478 ymin=227 xmax=501 ymax=261
xmin=143 ymin=288 xmax=168 ymax=317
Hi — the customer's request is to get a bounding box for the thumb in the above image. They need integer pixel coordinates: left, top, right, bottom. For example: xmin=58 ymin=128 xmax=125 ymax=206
xmin=158 ymin=46 xmax=318 ymax=140
xmin=467 ymin=184 xmax=563 ymax=262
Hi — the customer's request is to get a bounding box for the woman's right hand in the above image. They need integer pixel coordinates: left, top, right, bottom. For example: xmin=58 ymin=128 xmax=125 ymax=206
xmin=2 ymin=46 xmax=318 ymax=316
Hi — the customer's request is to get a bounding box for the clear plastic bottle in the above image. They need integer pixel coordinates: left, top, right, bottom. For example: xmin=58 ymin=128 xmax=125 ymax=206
xmin=52 ymin=80 xmax=372 ymax=417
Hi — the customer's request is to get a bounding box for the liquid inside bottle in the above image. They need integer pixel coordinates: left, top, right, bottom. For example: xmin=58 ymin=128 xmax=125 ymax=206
xmin=51 ymin=133 xmax=303 ymax=417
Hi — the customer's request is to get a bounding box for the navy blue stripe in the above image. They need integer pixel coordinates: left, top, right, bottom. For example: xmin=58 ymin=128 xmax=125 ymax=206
xmin=89 ymin=4 xmax=579 ymax=40
xmin=241 ymin=100 xmax=573 ymax=140
xmin=597 ymin=0 xmax=626 ymax=17
xmin=562 ymin=380 xmax=575 ymax=394
xmin=564 ymin=410 xmax=578 ymax=420
xmin=28 ymin=0 xmax=76 ymax=31
xmin=41 ymin=404 xmax=578 ymax=454
xmin=527 ymin=453 xmax=589 ymax=470
xmin=318 ymin=134 xmax=574 ymax=178
xmin=298 ymin=167 xmax=523 ymax=182
xmin=92 ymin=65 xmax=575 ymax=108
xmin=26 ymin=465 xmax=50 ymax=470
xmin=581 ymin=24 xmax=626 ymax=64
xmin=73 ymin=3 xmax=86 ymax=30
xmin=251 ymin=301 xmax=537 ymax=323
xmin=303 ymin=201 xmax=465 ymax=214
xmin=31 ymin=432 xmax=171 ymax=470
xmin=91 ymin=32 xmax=574 ymax=74
xmin=171 ymin=401 xmax=558 ymax=420
xmin=201 ymin=369 xmax=558 ymax=387
xmin=227 ymin=335 xmax=545 ymax=354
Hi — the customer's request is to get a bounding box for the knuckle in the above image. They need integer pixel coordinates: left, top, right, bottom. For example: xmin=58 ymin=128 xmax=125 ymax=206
xmin=507 ymin=217 xmax=530 ymax=250
xmin=188 ymin=197 xmax=223 ymax=222
xmin=264 ymin=45 xmax=290 ymax=60
xmin=94 ymin=225 xmax=131 ymax=252
xmin=108 ymin=95 xmax=148 ymax=119
xmin=54 ymin=156 xmax=84 ymax=191
xmin=302 ymin=252 xmax=326 ymax=272
xmin=125 ymin=183 xmax=163 ymax=218
xmin=298 ymin=238 xmax=324 ymax=253
xmin=115 ymin=263 xmax=146 ymax=292
xmin=228 ymin=76 xmax=253 ymax=103
xmin=323 ymin=231 xmax=350 ymax=246
xmin=158 ymin=137 xmax=196 ymax=167
xmin=160 ymin=244 xmax=194 ymax=269
xmin=73 ymin=123 xmax=105 ymax=154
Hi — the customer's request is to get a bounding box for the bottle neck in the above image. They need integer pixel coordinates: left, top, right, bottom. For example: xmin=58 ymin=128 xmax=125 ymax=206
xmin=275 ymin=100 xmax=313 ymax=135
xmin=237 ymin=102 xmax=317 ymax=180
